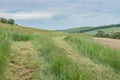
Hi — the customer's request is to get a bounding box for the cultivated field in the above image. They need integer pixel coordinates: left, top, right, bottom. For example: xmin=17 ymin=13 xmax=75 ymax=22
xmin=0 ymin=23 xmax=120 ymax=80
xmin=94 ymin=37 xmax=120 ymax=49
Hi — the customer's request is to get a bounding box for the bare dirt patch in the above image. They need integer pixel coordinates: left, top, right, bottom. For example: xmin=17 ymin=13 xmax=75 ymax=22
xmin=94 ymin=37 xmax=120 ymax=49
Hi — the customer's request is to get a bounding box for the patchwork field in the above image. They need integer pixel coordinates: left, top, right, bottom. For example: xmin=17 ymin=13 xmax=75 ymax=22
xmin=0 ymin=23 xmax=120 ymax=80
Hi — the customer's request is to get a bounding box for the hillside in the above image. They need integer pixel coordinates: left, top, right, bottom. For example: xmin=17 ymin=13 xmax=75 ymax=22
xmin=61 ymin=24 xmax=120 ymax=35
xmin=0 ymin=23 xmax=120 ymax=80
xmin=59 ymin=27 xmax=93 ymax=33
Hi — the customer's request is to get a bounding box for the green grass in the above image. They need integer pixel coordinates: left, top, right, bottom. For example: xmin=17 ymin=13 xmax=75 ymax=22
xmin=0 ymin=33 xmax=10 ymax=79
xmin=11 ymin=33 xmax=32 ymax=41
xmin=0 ymin=23 xmax=120 ymax=80
xmin=65 ymin=34 xmax=120 ymax=73
xmin=32 ymin=34 xmax=94 ymax=80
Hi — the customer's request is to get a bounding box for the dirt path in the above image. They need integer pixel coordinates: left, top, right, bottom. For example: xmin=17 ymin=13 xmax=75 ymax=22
xmin=94 ymin=37 xmax=120 ymax=49
xmin=5 ymin=41 xmax=37 ymax=80
xmin=53 ymin=36 xmax=118 ymax=80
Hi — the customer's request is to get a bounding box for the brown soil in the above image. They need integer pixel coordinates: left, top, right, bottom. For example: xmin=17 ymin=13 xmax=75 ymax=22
xmin=94 ymin=37 xmax=120 ymax=49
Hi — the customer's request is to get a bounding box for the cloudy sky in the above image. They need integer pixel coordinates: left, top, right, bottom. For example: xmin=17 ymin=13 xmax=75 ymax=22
xmin=0 ymin=0 xmax=120 ymax=30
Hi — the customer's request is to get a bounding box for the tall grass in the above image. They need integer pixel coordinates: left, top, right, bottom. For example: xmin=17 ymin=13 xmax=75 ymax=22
xmin=32 ymin=34 xmax=93 ymax=80
xmin=0 ymin=33 xmax=10 ymax=79
xmin=65 ymin=34 xmax=120 ymax=72
xmin=11 ymin=33 xmax=32 ymax=41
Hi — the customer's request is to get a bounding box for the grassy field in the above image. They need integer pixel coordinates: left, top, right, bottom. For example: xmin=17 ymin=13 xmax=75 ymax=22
xmin=0 ymin=23 xmax=120 ymax=80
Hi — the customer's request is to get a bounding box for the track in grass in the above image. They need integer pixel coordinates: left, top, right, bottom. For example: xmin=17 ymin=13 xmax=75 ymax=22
xmin=4 ymin=41 xmax=37 ymax=80
xmin=53 ymin=36 xmax=119 ymax=80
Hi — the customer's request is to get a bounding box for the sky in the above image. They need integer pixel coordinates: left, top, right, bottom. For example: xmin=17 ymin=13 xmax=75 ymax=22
xmin=0 ymin=0 xmax=120 ymax=30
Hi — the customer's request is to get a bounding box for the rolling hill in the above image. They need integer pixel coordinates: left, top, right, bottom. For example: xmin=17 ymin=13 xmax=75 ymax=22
xmin=0 ymin=23 xmax=120 ymax=80
xmin=59 ymin=27 xmax=93 ymax=33
xmin=60 ymin=24 xmax=120 ymax=35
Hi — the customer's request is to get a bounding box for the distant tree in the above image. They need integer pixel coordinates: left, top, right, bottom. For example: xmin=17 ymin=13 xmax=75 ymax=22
xmin=104 ymin=33 xmax=110 ymax=38
xmin=96 ymin=30 xmax=105 ymax=37
xmin=111 ymin=32 xmax=120 ymax=39
xmin=0 ymin=18 xmax=7 ymax=23
xmin=7 ymin=19 xmax=15 ymax=24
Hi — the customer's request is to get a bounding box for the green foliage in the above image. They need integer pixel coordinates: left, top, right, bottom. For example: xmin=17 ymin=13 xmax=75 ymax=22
xmin=111 ymin=32 xmax=120 ymax=39
xmin=95 ymin=30 xmax=120 ymax=39
xmin=96 ymin=30 xmax=105 ymax=37
xmin=0 ymin=17 xmax=15 ymax=24
xmin=0 ymin=18 xmax=7 ymax=23
xmin=7 ymin=19 xmax=15 ymax=24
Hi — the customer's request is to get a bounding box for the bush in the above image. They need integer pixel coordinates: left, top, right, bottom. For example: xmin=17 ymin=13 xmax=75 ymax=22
xmin=111 ymin=32 xmax=120 ymax=39
xmin=96 ymin=30 xmax=105 ymax=37
xmin=0 ymin=17 xmax=15 ymax=24
xmin=0 ymin=18 xmax=7 ymax=23
xmin=7 ymin=19 xmax=15 ymax=24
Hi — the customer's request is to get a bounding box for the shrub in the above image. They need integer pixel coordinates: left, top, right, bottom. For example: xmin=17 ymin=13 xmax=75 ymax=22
xmin=0 ymin=17 xmax=15 ymax=24
xmin=111 ymin=32 xmax=120 ymax=39
xmin=7 ymin=19 xmax=15 ymax=24
xmin=96 ymin=30 xmax=105 ymax=37
xmin=0 ymin=18 xmax=7 ymax=23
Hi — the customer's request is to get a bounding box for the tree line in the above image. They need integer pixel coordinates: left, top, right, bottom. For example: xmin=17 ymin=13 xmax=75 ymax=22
xmin=0 ymin=17 xmax=15 ymax=24
xmin=96 ymin=30 xmax=120 ymax=39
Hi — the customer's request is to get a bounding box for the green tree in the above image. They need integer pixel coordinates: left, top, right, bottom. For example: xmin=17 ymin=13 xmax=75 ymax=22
xmin=7 ymin=19 xmax=15 ymax=24
xmin=96 ymin=30 xmax=105 ymax=37
xmin=112 ymin=32 xmax=120 ymax=39
xmin=0 ymin=18 xmax=7 ymax=23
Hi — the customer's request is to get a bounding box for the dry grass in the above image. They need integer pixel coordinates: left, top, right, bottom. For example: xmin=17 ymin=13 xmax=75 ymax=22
xmin=4 ymin=41 xmax=37 ymax=80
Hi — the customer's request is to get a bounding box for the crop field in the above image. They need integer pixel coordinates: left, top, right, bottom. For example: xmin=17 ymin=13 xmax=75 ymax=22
xmin=0 ymin=23 xmax=120 ymax=80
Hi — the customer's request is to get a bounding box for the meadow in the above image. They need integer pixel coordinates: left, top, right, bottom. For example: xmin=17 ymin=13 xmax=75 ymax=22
xmin=0 ymin=23 xmax=120 ymax=80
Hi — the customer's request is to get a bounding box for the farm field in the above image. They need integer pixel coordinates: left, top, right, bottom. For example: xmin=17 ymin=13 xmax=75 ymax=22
xmin=0 ymin=23 xmax=120 ymax=80
xmin=94 ymin=37 xmax=120 ymax=49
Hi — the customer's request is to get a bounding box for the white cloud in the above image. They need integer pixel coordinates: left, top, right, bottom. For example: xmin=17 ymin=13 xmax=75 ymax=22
xmin=0 ymin=11 xmax=56 ymax=20
xmin=0 ymin=0 xmax=120 ymax=29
